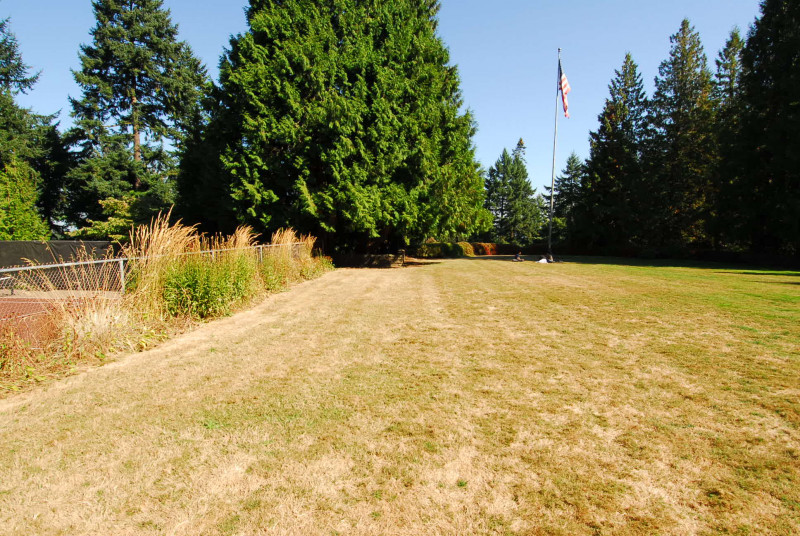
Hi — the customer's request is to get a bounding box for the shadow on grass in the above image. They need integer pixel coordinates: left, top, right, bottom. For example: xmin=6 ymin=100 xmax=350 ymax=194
xmin=461 ymin=255 xmax=542 ymax=262
xmin=403 ymin=259 xmax=442 ymax=268
xmin=557 ymin=255 xmax=800 ymax=274
xmin=460 ymin=254 xmax=800 ymax=274
xmin=718 ymin=271 xmax=800 ymax=277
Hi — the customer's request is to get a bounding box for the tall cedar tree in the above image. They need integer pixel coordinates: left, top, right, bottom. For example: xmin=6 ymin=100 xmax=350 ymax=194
xmin=179 ymin=0 xmax=489 ymax=251
xmin=712 ymin=28 xmax=744 ymax=248
xmin=735 ymin=0 xmax=800 ymax=256
xmin=484 ymin=140 xmax=545 ymax=246
xmin=69 ymin=0 xmax=206 ymax=228
xmin=0 ymin=16 xmax=50 ymax=239
xmin=580 ymin=53 xmax=648 ymax=252
xmin=647 ymin=19 xmax=716 ymax=250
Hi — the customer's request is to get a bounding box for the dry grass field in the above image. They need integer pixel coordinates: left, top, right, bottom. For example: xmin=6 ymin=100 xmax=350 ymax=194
xmin=0 ymin=256 xmax=798 ymax=535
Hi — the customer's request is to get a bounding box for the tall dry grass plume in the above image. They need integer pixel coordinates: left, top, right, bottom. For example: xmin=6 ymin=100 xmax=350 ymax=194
xmin=260 ymin=228 xmax=327 ymax=289
xmin=122 ymin=210 xmax=198 ymax=317
xmin=0 ymin=217 xmax=332 ymax=394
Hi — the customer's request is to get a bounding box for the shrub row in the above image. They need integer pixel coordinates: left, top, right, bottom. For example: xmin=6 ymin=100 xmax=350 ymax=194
xmin=413 ymin=242 xmax=500 ymax=258
xmin=411 ymin=241 xmax=548 ymax=258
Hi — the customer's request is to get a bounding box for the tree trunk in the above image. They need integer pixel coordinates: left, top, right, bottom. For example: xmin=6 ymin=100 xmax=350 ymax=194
xmin=131 ymin=84 xmax=141 ymax=190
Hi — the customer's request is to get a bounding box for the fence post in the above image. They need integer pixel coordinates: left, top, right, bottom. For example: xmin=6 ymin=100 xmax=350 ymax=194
xmin=259 ymin=245 xmax=263 ymax=264
xmin=118 ymin=258 xmax=126 ymax=293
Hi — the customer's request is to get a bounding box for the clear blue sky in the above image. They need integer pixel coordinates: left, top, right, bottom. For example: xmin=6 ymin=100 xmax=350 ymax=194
xmin=4 ymin=0 xmax=761 ymax=193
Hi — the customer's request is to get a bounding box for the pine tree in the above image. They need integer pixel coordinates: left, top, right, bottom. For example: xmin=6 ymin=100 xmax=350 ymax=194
xmin=180 ymin=0 xmax=489 ymax=251
xmin=712 ymin=28 xmax=745 ymax=249
xmin=647 ymin=19 xmax=716 ymax=250
xmin=580 ymin=53 xmax=648 ymax=252
xmin=551 ymin=153 xmax=584 ymax=219
xmin=485 ymin=140 xmax=544 ymax=245
xmin=484 ymin=150 xmax=513 ymax=240
xmin=736 ymin=0 xmax=800 ymax=256
xmin=69 ymin=0 xmax=207 ymax=228
xmin=0 ymin=17 xmax=39 ymax=168
xmin=714 ymin=28 xmax=744 ymax=107
xmin=0 ymin=16 xmax=38 ymax=93
xmin=543 ymin=152 xmax=585 ymax=245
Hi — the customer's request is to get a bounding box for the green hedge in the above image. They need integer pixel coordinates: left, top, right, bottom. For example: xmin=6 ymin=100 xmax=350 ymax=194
xmin=412 ymin=242 xmax=540 ymax=258
xmin=414 ymin=243 xmax=464 ymax=258
xmin=413 ymin=242 xmax=491 ymax=258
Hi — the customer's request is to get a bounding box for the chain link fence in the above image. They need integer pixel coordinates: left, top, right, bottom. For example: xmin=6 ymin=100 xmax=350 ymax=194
xmin=0 ymin=244 xmax=296 ymax=347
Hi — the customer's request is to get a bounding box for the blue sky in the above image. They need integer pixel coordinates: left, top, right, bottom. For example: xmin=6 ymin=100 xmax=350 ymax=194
xmin=4 ymin=0 xmax=761 ymax=192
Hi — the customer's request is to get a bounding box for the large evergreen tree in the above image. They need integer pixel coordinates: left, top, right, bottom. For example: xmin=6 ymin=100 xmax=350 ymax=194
xmin=0 ymin=16 xmax=50 ymax=239
xmin=484 ymin=140 xmax=545 ymax=245
xmin=735 ymin=0 xmax=800 ymax=256
xmin=179 ymin=0 xmax=488 ymax=251
xmin=69 ymin=0 xmax=207 ymax=228
xmin=545 ymin=152 xmax=585 ymax=246
xmin=647 ymin=19 xmax=716 ymax=250
xmin=580 ymin=53 xmax=649 ymax=252
xmin=551 ymin=153 xmax=584 ymax=220
xmin=712 ymin=28 xmax=745 ymax=249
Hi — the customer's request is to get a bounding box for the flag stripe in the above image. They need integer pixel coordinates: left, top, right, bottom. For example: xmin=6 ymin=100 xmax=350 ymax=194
xmin=559 ymin=59 xmax=571 ymax=118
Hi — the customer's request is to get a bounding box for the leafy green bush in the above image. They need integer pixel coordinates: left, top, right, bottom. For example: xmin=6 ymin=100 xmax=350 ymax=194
xmin=414 ymin=242 xmax=475 ymax=258
xmin=162 ymin=251 xmax=258 ymax=319
xmin=259 ymin=255 xmax=293 ymax=291
xmin=457 ymin=242 xmax=475 ymax=256
xmin=163 ymin=258 xmax=221 ymax=318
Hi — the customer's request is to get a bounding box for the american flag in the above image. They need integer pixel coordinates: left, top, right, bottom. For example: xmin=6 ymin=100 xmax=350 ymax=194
xmin=559 ymin=59 xmax=571 ymax=118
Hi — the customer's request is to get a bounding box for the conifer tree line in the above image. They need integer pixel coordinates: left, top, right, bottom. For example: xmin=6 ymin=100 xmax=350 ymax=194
xmin=0 ymin=0 xmax=490 ymax=252
xmin=3 ymin=0 xmax=797 ymax=259
xmin=550 ymin=0 xmax=800 ymax=259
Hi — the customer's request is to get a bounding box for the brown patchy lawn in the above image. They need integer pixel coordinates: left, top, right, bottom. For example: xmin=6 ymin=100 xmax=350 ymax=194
xmin=0 ymin=257 xmax=798 ymax=535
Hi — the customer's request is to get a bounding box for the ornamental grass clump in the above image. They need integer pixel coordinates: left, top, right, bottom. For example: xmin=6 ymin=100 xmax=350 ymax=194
xmin=0 ymin=216 xmax=332 ymax=394
xmin=122 ymin=211 xmax=198 ymax=318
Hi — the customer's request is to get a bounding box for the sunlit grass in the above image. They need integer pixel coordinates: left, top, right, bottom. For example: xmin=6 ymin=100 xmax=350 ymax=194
xmin=0 ymin=256 xmax=796 ymax=534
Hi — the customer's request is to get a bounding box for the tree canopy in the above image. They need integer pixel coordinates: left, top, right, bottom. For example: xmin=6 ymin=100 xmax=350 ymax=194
xmin=2 ymin=1 xmax=798 ymax=260
xmin=179 ymin=0 xmax=489 ymax=251
xmin=647 ymin=19 xmax=716 ymax=249
xmin=0 ymin=16 xmax=38 ymax=93
xmin=580 ymin=53 xmax=649 ymax=251
xmin=68 ymin=0 xmax=207 ymax=229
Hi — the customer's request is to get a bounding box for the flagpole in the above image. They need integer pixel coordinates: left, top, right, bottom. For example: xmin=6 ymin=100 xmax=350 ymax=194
xmin=547 ymin=48 xmax=561 ymax=258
